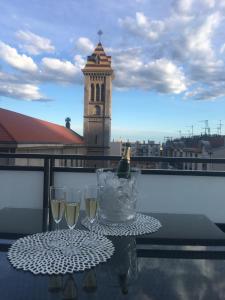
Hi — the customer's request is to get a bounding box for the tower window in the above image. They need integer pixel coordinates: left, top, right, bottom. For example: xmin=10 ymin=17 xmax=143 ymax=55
xmin=95 ymin=105 xmax=101 ymax=115
xmin=91 ymin=83 xmax=95 ymax=101
xmin=96 ymin=84 xmax=100 ymax=101
xmin=101 ymin=84 xmax=105 ymax=101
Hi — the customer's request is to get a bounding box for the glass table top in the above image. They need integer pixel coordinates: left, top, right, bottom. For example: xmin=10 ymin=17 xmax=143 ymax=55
xmin=1 ymin=208 xmax=225 ymax=299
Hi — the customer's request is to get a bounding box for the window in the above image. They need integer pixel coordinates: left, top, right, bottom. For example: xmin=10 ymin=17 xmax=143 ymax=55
xmin=101 ymin=84 xmax=105 ymax=101
xmin=95 ymin=135 xmax=98 ymax=144
xmin=96 ymin=84 xmax=100 ymax=101
xmin=95 ymin=105 xmax=101 ymax=115
xmin=91 ymin=83 xmax=95 ymax=101
xmin=202 ymin=163 xmax=207 ymax=171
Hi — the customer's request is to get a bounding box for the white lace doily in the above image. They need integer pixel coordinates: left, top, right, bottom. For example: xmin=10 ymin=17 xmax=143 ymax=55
xmin=8 ymin=229 xmax=114 ymax=275
xmin=82 ymin=213 xmax=162 ymax=236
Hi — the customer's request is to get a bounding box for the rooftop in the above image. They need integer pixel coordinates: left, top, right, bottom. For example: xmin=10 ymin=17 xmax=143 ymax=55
xmin=0 ymin=108 xmax=84 ymax=145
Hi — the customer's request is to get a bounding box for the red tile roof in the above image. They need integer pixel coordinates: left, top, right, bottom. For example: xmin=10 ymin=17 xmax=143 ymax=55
xmin=0 ymin=108 xmax=84 ymax=145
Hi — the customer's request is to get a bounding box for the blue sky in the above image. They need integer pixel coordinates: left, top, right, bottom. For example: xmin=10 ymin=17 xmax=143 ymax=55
xmin=1 ymin=0 xmax=225 ymax=142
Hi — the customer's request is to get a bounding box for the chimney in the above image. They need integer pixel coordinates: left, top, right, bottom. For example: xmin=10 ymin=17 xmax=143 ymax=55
xmin=65 ymin=117 xmax=71 ymax=129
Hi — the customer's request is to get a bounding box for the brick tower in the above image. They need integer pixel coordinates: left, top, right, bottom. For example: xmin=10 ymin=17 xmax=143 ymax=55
xmin=82 ymin=40 xmax=114 ymax=161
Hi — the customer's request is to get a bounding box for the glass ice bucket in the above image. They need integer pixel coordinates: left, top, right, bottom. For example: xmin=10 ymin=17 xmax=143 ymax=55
xmin=97 ymin=168 xmax=140 ymax=224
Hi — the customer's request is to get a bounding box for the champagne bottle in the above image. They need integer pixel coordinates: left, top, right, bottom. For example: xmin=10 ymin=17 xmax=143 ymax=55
xmin=117 ymin=142 xmax=131 ymax=179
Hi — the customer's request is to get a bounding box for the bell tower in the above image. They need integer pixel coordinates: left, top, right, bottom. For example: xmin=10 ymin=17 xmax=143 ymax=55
xmin=82 ymin=35 xmax=114 ymax=158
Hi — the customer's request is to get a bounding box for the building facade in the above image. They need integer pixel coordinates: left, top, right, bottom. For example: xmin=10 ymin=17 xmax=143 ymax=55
xmin=0 ymin=108 xmax=85 ymax=167
xmin=82 ymin=42 xmax=114 ymax=158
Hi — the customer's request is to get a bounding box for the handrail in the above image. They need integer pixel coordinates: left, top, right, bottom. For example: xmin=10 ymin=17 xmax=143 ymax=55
xmin=0 ymin=152 xmax=224 ymax=164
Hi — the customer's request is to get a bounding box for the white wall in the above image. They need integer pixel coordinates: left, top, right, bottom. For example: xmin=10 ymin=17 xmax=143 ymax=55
xmin=138 ymin=174 xmax=225 ymax=223
xmin=0 ymin=171 xmax=43 ymax=209
xmin=1 ymin=170 xmax=225 ymax=223
xmin=55 ymin=172 xmax=225 ymax=223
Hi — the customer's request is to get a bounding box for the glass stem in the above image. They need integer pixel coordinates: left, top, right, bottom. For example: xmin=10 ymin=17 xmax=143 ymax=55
xmin=56 ymin=222 xmax=59 ymax=231
xmin=90 ymin=221 xmax=94 ymax=238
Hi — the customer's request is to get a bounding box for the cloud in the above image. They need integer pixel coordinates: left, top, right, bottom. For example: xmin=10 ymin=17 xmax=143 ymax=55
xmin=16 ymin=30 xmax=55 ymax=55
xmin=112 ymin=48 xmax=187 ymax=94
xmin=173 ymin=0 xmax=216 ymax=14
xmin=185 ymin=84 xmax=225 ymax=100
xmin=0 ymin=71 xmax=49 ymax=101
xmin=0 ymin=68 xmax=50 ymax=101
xmin=76 ymin=37 xmax=94 ymax=54
xmin=220 ymin=43 xmax=225 ymax=53
xmin=118 ymin=6 xmax=225 ymax=100
xmin=41 ymin=57 xmax=81 ymax=84
xmin=74 ymin=54 xmax=85 ymax=69
xmin=185 ymin=12 xmax=221 ymax=59
xmin=0 ymin=41 xmax=38 ymax=72
xmin=1 ymin=1 xmax=225 ymax=102
xmin=173 ymin=0 xmax=193 ymax=14
xmin=119 ymin=12 xmax=165 ymax=40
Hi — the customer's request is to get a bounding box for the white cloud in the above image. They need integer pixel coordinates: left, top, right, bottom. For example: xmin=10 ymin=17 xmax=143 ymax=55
xmin=119 ymin=12 xmax=165 ymax=40
xmin=0 ymin=81 xmax=48 ymax=101
xmin=41 ymin=57 xmax=81 ymax=84
xmin=185 ymin=12 xmax=221 ymax=59
xmin=118 ymin=6 xmax=225 ymax=100
xmin=16 ymin=30 xmax=55 ymax=55
xmin=173 ymin=0 xmax=193 ymax=14
xmin=220 ymin=43 xmax=225 ymax=53
xmin=76 ymin=37 xmax=94 ymax=54
xmin=203 ymin=0 xmax=216 ymax=8
xmin=173 ymin=0 xmax=216 ymax=14
xmin=112 ymin=48 xmax=187 ymax=94
xmin=185 ymin=83 xmax=225 ymax=100
xmin=0 ymin=41 xmax=38 ymax=72
xmin=74 ymin=54 xmax=85 ymax=69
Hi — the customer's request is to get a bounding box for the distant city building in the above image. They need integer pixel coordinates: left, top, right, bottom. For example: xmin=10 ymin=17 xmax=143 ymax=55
xmin=110 ymin=140 xmax=161 ymax=169
xmin=0 ymin=108 xmax=85 ymax=166
xmin=162 ymin=135 xmax=225 ymax=171
xmin=110 ymin=140 xmax=123 ymax=156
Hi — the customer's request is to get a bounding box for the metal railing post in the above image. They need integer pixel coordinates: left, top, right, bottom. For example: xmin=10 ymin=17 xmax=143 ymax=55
xmin=43 ymin=158 xmax=50 ymax=209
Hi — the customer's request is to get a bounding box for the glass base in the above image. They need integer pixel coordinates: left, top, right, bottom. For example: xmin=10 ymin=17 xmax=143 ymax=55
xmin=47 ymin=231 xmax=65 ymax=249
xmin=98 ymin=214 xmax=136 ymax=226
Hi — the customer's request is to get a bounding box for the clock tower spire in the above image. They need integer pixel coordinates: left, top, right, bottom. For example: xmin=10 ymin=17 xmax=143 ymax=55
xmin=82 ymin=35 xmax=114 ymax=162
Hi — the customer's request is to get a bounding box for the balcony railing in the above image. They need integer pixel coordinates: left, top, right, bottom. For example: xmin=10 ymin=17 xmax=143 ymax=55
xmin=1 ymin=153 xmax=225 ymax=225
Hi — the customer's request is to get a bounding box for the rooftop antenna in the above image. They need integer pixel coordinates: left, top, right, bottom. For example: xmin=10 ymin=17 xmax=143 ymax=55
xmin=217 ymin=120 xmax=223 ymax=135
xmin=186 ymin=125 xmax=194 ymax=136
xmin=178 ymin=130 xmax=182 ymax=138
xmin=199 ymin=120 xmax=210 ymax=135
xmin=97 ymin=30 xmax=103 ymax=42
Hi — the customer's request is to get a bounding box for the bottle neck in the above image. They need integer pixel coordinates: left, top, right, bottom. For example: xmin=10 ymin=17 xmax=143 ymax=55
xmin=122 ymin=146 xmax=131 ymax=162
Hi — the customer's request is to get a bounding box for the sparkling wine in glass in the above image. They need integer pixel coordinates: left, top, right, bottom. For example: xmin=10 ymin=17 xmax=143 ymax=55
xmin=84 ymin=185 xmax=99 ymax=240
xmin=49 ymin=186 xmax=66 ymax=248
xmin=63 ymin=188 xmax=81 ymax=256
xmin=85 ymin=197 xmax=98 ymax=223
xmin=65 ymin=189 xmax=81 ymax=230
xmin=51 ymin=198 xmax=65 ymax=225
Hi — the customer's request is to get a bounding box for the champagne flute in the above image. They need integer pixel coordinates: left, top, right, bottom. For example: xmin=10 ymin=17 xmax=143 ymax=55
xmin=84 ymin=185 xmax=99 ymax=239
xmin=49 ymin=186 xmax=66 ymax=247
xmin=63 ymin=188 xmax=81 ymax=256
xmin=65 ymin=188 xmax=81 ymax=230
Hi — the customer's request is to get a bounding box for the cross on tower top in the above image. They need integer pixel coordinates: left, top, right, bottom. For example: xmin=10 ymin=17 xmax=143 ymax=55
xmin=97 ymin=30 xmax=103 ymax=42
